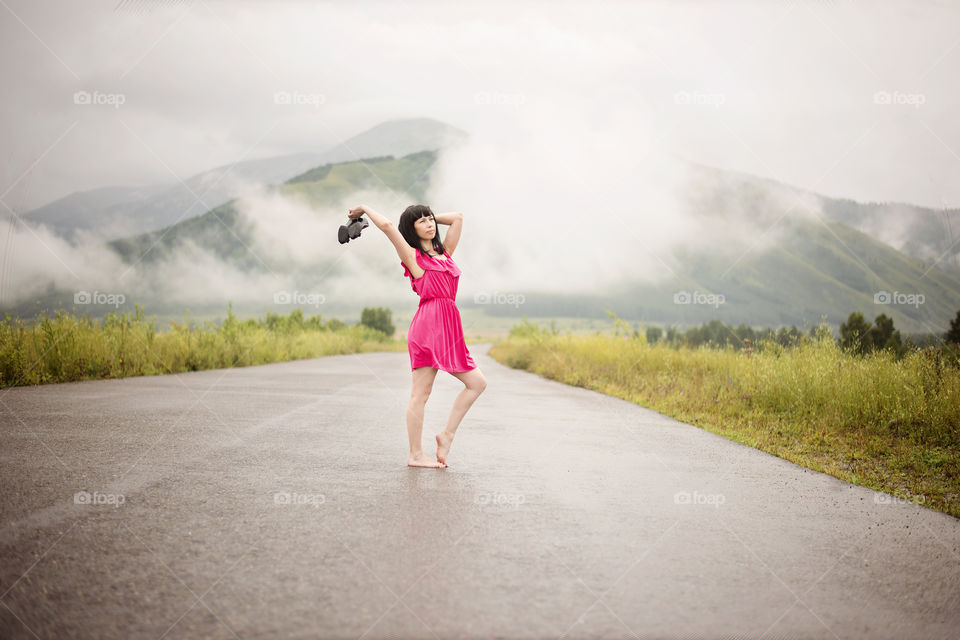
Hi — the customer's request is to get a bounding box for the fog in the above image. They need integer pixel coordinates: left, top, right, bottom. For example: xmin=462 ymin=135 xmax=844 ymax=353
xmin=1 ymin=0 xmax=957 ymax=316
xmin=0 ymin=124 xmax=824 ymax=315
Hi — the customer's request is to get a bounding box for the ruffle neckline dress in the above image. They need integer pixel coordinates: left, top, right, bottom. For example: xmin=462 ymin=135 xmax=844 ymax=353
xmin=401 ymin=249 xmax=477 ymax=373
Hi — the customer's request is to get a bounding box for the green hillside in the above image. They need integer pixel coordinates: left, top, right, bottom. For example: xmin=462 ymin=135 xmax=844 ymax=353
xmin=108 ymin=150 xmax=436 ymax=268
xmin=471 ymin=204 xmax=960 ymax=334
xmin=686 ymin=161 xmax=960 ymax=277
xmin=8 ymin=149 xmax=959 ymax=336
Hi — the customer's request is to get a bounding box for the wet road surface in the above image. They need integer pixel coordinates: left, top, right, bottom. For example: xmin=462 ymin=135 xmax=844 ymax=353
xmin=1 ymin=343 xmax=958 ymax=639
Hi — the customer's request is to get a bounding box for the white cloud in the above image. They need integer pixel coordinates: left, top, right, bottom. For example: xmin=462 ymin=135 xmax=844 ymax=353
xmin=2 ymin=0 xmax=958 ymax=211
xmin=1 ymin=0 xmax=959 ymax=316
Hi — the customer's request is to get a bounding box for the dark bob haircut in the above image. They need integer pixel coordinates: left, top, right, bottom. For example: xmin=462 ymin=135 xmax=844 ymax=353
xmin=398 ymin=204 xmax=446 ymax=257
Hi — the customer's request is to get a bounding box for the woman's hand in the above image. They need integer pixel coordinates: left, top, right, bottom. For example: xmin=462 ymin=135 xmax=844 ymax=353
xmin=348 ymin=204 xmax=390 ymax=230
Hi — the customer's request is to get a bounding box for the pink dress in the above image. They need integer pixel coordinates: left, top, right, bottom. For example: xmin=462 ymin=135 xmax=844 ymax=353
xmin=401 ymin=249 xmax=477 ymax=373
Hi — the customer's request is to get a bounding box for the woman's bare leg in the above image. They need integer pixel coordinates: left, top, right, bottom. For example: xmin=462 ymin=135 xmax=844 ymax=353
xmin=436 ymin=368 xmax=487 ymax=464
xmin=407 ymin=366 xmax=445 ymax=468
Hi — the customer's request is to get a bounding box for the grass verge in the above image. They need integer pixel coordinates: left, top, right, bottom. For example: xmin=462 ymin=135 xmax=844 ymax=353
xmin=1 ymin=305 xmax=406 ymax=387
xmin=488 ymin=320 xmax=960 ymax=519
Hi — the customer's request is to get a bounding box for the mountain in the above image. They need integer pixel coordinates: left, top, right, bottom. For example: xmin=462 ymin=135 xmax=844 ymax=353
xmin=820 ymin=198 xmax=960 ymax=275
xmin=473 ymin=165 xmax=960 ymax=335
xmin=108 ymin=150 xmax=437 ymax=269
xmin=18 ymin=184 xmax=170 ymax=241
xmin=6 ymin=138 xmax=959 ymax=336
xmin=2 ymin=149 xmax=440 ymax=320
xmin=685 ymin=162 xmax=960 ymax=277
xmin=93 ymin=153 xmax=960 ymax=334
xmin=19 ymin=118 xmax=468 ymax=243
xmin=18 ymin=155 xmax=323 ymax=243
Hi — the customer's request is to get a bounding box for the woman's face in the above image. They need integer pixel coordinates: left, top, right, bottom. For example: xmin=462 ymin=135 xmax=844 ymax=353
xmin=414 ymin=214 xmax=436 ymax=240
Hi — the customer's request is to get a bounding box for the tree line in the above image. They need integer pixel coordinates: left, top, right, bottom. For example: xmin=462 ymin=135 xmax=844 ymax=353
xmin=641 ymin=309 xmax=960 ymax=360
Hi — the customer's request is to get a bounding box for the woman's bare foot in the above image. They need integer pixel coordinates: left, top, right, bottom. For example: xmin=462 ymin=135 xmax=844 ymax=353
xmin=407 ymin=452 xmax=447 ymax=468
xmin=435 ymin=430 xmax=454 ymax=465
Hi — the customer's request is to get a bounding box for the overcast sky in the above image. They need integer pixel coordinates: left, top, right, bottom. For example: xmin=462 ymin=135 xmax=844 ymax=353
xmin=1 ymin=0 xmax=959 ymax=213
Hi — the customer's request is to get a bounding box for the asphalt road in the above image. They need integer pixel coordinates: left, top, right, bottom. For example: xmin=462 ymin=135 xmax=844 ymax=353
xmin=1 ymin=343 xmax=958 ymax=639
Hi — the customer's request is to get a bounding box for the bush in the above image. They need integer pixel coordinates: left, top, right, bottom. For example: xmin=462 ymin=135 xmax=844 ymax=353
xmin=360 ymin=306 xmax=395 ymax=338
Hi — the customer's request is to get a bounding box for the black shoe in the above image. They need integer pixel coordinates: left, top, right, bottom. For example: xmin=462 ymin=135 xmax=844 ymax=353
xmin=338 ymin=217 xmax=369 ymax=244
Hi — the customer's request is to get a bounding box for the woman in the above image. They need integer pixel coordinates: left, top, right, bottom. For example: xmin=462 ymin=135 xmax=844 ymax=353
xmin=346 ymin=204 xmax=488 ymax=469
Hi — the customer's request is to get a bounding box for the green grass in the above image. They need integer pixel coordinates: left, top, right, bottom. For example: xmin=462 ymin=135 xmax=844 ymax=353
xmin=488 ymin=319 xmax=960 ymax=519
xmin=6 ymin=302 xmax=957 ymax=519
xmin=0 ymin=305 xmax=406 ymax=387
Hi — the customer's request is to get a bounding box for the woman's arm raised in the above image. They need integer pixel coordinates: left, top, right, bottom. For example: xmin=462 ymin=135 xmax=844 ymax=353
xmin=347 ymin=204 xmax=417 ymax=265
xmin=432 ymin=211 xmax=462 ymax=225
xmin=348 ymin=204 xmax=391 ymax=229
xmin=434 ymin=211 xmax=463 ymax=256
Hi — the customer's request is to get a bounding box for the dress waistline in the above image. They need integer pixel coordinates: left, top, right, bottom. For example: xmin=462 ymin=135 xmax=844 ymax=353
xmin=419 ymin=296 xmax=456 ymax=305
